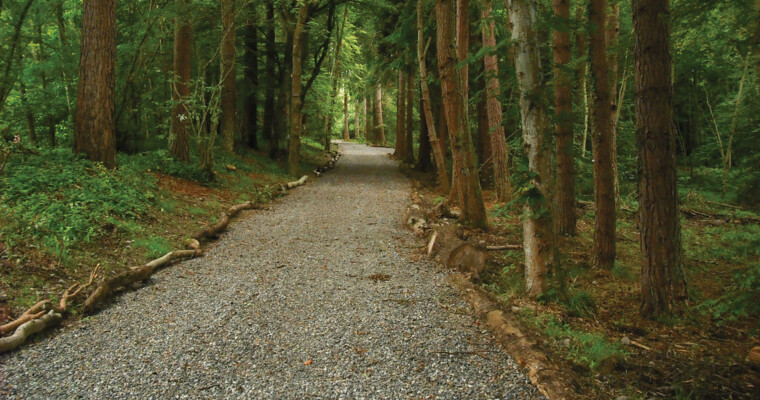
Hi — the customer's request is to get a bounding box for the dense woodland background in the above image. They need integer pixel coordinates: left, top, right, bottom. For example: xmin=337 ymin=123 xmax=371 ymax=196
xmin=0 ymin=0 xmax=759 ymax=397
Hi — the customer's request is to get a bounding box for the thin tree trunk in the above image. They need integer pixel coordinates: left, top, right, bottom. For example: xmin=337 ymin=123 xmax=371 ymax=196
xmin=169 ymin=0 xmax=191 ymax=162
xmin=449 ymin=0 xmax=471 ymax=206
xmin=244 ymin=5 xmax=259 ymax=150
xmin=418 ymin=0 xmax=450 ymax=192
xmin=343 ymin=86 xmax=350 ymax=141
xmin=354 ymin=98 xmax=360 ymax=139
xmin=755 ymin=0 xmax=760 ymax=93
xmin=74 ymin=0 xmax=117 ymax=168
xmin=19 ymin=83 xmax=36 ymax=145
xmin=395 ymin=69 xmax=406 ymax=156
xmin=437 ymin=0 xmax=487 ymax=228
xmin=373 ymin=83 xmax=386 ymax=145
xmin=589 ymin=0 xmax=616 ymax=269
xmin=553 ymin=0 xmax=576 ymax=235
xmin=275 ymin=15 xmax=293 ymax=159
xmin=0 ymin=0 xmax=34 ymax=116
xmin=405 ymin=68 xmax=415 ymax=164
xmin=634 ymin=0 xmax=687 ymax=317
xmin=54 ymin=0 xmax=73 ymax=118
xmin=480 ymin=0 xmax=510 ymax=202
xmin=508 ymin=0 xmax=558 ymax=298
xmin=363 ymin=96 xmax=369 ymax=141
xmin=220 ymin=0 xmax=237 ymax=153
xmin=607 ymin=1 xmax=621 ymax=204
xmin=722 ymin=52 xmax=751 ymax=195
xmin=287 ymin=3 xmax=309 ymax=176
xmin=326 ymin=6 xmax=349 ymax=147
xmin=476 ymin=82 xmax=491 ymax=183
xmin=263 ymin=1 xmax=276 ymax=152
xmin=576 ymin=5 xmax=589 ymax=158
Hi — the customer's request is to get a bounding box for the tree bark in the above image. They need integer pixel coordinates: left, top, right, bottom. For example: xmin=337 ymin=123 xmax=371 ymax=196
xmin=326 ymin=6 xmax=349 ymax=147
xmin=363 ymin=96 xmax=369 ymax=141
xmin=244 ymin=5 xmax=259 ymax=150
xmin=449 ymin=0 xmax=471 ymax=207
xmin=395 ymin=69 xmax=406 ymax=156
xmin=589 ymin=0 xmax=616 ymax=269
xmin=405 ymin=68 xmax=415 ymax=164
xmin=263 ymin=1 xmax=277 ymax=154
xmin=220 ymin=0 xmax=237 ymax=153
xmin=606 ymin=1 xmax=621 ymax=204
xmin=169 ymin=0 xmax=191 ymax=162
xmin=373 ymin=83 xmax=386 ymax=145
xmin=343 ymin=86 xmax=350 ymax=141
xmin=437 ymin=0 xmax=487 ymax=228
xmin=287 ymin=3 xmax=310 ymax=176
xmin=74 ymin=0 xmax=117 ymax=168
xmin=633 ymin=0 xmax=687 ymax=317
xmin=576 ymin=6 xmax=589 ymax=158
xmin=508 ymin=0 xmax=558 ymax=298
xmin=553 ymin=0 xmax=576 ymax=235
xmin=354 ymin=98 xmax=361 ymax=139
xmin=275 ymin=10 xmax=294 ymax=159
xmin=417 ymin=87 xmax=433 ymax=172
xmin=480 ymin=0 xmax=510 ymax=202
xmin=418 ymin=0 xmax=450 ymax=192
xmin=19 ymin=83 xmax=36 ymax=146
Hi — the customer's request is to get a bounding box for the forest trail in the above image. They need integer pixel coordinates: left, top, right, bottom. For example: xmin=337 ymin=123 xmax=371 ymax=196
xmin=0 ymin=143 xmax=540 ymax=399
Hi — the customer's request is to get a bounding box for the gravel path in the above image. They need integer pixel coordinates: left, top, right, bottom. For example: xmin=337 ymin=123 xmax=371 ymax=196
xmin=1 ymin=143 xmax=541 ymax=399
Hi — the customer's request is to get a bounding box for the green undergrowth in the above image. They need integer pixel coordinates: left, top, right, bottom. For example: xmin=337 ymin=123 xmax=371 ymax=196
xmin=0 ymin=142 xmax=325 ymax=312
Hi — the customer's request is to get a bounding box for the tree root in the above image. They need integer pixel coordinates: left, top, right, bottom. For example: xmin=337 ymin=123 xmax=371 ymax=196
xmin=0 ymin=300 xmax=50 ymax=335
xmin=0 ymin=311 xmax=63 ymax=353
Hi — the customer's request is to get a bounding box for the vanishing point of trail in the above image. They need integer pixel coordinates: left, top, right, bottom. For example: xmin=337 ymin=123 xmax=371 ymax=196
xmin=1 ymin=143 xmax=541 ymax=399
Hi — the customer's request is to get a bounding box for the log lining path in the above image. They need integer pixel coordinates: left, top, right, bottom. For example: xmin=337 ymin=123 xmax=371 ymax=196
xmin=0 ymin=143 xmax=541 ymax=399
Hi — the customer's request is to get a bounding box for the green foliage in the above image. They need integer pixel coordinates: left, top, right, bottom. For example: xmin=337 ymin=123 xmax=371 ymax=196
xmin=134 ymin=235 xmax=171 ymax=259
xmin=521 ymin=310 xmax=625 ymax=372
xmin=0 ymin=149 xmax=155 ymax=253
xmin=700 ymin=263 xmax=760 ymax=323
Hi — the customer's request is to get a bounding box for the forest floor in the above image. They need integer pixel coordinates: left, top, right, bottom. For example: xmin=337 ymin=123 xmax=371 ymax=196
xmin=0 ymin=143 xmax=542 ymax=399
xmin=406 ymin=169 xmax=760 ymax=399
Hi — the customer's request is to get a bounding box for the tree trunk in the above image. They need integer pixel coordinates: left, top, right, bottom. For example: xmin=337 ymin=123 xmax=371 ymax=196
xmin=343 ymin=86 xmax=350 ymax=141
xmin=755 ymin=0 xmax=760 ymax=93
xmin=553 ymin=0 xmax=576 ymax=235
xmin=263 ymin=1 xmax=276 ymax=152
xmin=576 ymin=6 xmax=589 ymax=158
xmin=326 ymin=6 xmax=349 ymax=147
xmin=405 ymin=69 xmax=415 ymax=164
xmin=476 ymin=80 xmax=491 ymax=182
xmin=395 ymin=69 xmax=406 ymax=156
xmin=354 ymin=98 xmax=361 ymax=139
xmin=373 ymin=83 xmax=386 ymax=145
xmin=418 ymin=0 xmax=451 ymax=192
xmin=480 ymin=0 xmax=510 ymax=201
xmin=244 ymin=6 xmax=259 ymax=150
xmin=508 ymin=0 xmax=558 ymax=298
xmin=74 ymin=0 xmax=117 ymax=168
xmin=54 ymin=0 xmax=74 ymax=118
xmin=606 ymin=1 xmax=621 ymax=204
xmin=437 ymin=0 xmax=487 ymax=228
xmin=0 ymin=0 xmax=34 ymax=116
xmin=287 ymin=3 xmax=310 ymax=176
xmin=169 ymin=0 xmax=191 ymax=162
xmin=363 ymin=96 xmax=369 ymax=141
xmin=220 ymin=0 xmax=237 ymax=153
xmin=589 ymin=0 xmax=616 ymax=269
xmin=449 ymin=0 xmax=471 ymax=207
xmin=417 ymin=87 xmax=433 ymax=172
xmin=633 ymin=0 xmax=687 ymax=317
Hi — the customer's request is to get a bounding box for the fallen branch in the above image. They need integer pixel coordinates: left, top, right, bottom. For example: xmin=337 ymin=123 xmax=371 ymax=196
xmin=193 ymin=212 xmax=230 ymax=241
xmin=485 ymin=244 xmax=523 ymax=251
xmin=53 ymin=264 xmax=100 ymax=313
xmin=426 ymin=231 xmax=438 ymax=256
xmin=82 ymin=249 xmax=201 ymax=314
xmin=0 ymin=311 xmax=62 ymax=353
xmin=0 ymin=300 xmax=49 ymax=335
xmin=282 ymin=175 xmax=308 ymax=191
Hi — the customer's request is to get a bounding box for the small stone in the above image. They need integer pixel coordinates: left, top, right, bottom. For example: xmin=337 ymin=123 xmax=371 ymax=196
xmin=748 ymin=346 xmax=760 ymax=369
xmin=620 ymin=336 xmax=631 ymax=346
xmin=510 ymin=306 xmax=521 ymax=314
xmin=562 ymin=339 xmax=571 ymax=347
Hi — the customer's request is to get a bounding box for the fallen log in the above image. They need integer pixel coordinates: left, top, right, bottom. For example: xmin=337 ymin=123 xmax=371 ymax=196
xmin=0 ymin=311 xmax=62 ymax=353
xmin=282 ymin=175 xmax=308 ymax=190
xmin=0 ymin=300 xmax=49 ymax=335
xmin=193 ymin=212 xmax=230 ymax=241
xmin=485 ymin=244 xmax=523 ymax=251
xmin=404 ymin=204 xmax=430 ymax=236
xmin=82 ymin=249 xmax=201 ymax=314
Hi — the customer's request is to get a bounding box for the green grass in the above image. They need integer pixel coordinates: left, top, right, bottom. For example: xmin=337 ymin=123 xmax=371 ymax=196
xmin=134 ymin=235 xmax=172 ymax=259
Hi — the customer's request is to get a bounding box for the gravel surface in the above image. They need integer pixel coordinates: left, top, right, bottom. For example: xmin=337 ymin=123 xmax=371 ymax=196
xmin=0 ymin=143 xmax=542 ymax=399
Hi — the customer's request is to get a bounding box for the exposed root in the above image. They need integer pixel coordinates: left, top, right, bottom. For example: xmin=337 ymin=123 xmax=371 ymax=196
xmin=0 ymin=300 xmax=50 ymax=335
xmin=0 ymin=311 xmax=63 ymax=353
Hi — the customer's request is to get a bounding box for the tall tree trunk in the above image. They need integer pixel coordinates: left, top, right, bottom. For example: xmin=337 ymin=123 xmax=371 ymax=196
xmin=589 ymin=0 xmax=616 ymax=270
xmin=326 ymin=6 xmax=349 ymax=147
xmin=263 ymin=1 xmax=276 ymax=152
xmin=354 ymin=98 xmax=360 ymax=139
xmin=417 ymin=87 xmax=433 ymax=172
xmin=373 ymin=83 xmax=386 ymax=145
xmin=755 ymin=0 xmax=760 ymax=93
xmin=634 ymin=0 xmax=687 ymax=317
xmin=606 ymin=1 xmax=621 ymax=204
xmin=508 ymin=0 xmax=558 ymax=298
xmin=553 ymin=0 xmax=576 ymax=235
xmin=220 ymin=0 xmax=237 ymax=153
xmin=54 ymin=0 xmax=74 ymax=118
xmin=395 ymin=69 xmax=406 ymax=157
xmin=287 ymin=3 xmax=309 ymax=176
xmin=480 ymin=0 xmax=510 ymax=201
xmin=169 ymin=0 xmax=191 ymax=162
xmin=244 ymin=6 xmax=259 ymax=150
xmin=74 ymin=0 xmax=117 ymax=168
xmin=275 ymin=13 xmax=294 ymax=159
xmin=418 ymin=0 xmax=450 ymax=192
xmin=405 ymin=68 xmax=415 ymax=164
xmin=0 ymin=0 xmax=34 ymax=116
xmin=437 ymin=0 xmax=487 ymax=228
xmin=363 ymin=96 xmax=369 ymax=141
xmin=476 ymin=78 xmax=491 ymax=183
xmin=449 ymin=0 xmax=471 ymax=206
xmin=343 ymin=86 xmax=350 ymax=141
xmin=576 ymin=6 xmax=589 ymax=158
